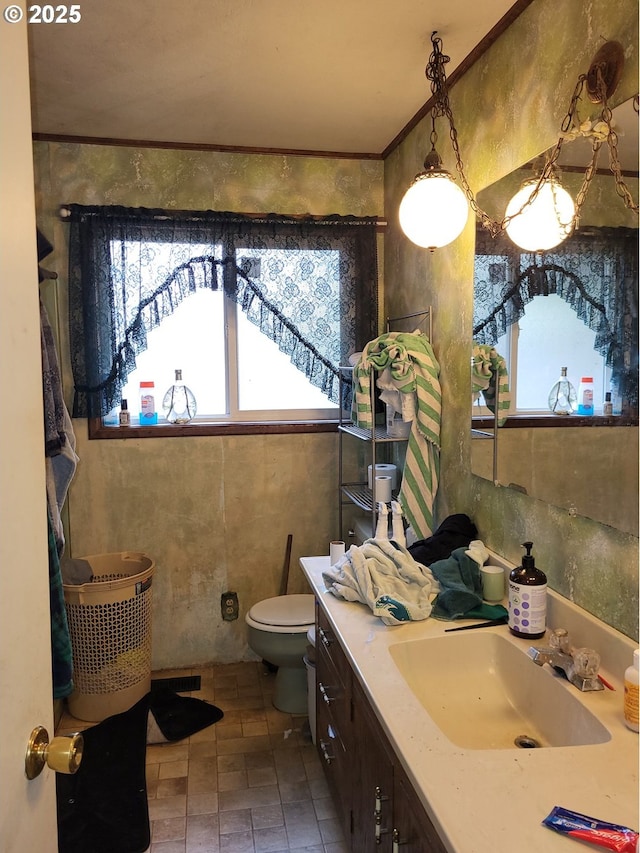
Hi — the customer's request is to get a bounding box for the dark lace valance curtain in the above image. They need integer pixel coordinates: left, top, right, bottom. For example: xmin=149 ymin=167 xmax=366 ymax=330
xmin=473 ymin=226 xmax=638 ymax=409
xmin=67 ymin=205 xmax=379 ymax=417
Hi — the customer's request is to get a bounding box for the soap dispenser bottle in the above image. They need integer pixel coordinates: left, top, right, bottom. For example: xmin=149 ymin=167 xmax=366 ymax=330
xmin=508 ymin=541 xmax=547 ymax=639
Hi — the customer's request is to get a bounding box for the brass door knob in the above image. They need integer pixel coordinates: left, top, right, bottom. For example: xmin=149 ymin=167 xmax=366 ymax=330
xmin=25 ymin=726 xmax=83 ymax=780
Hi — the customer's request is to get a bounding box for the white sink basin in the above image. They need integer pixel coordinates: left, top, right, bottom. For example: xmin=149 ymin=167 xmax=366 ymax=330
xmin=388 ymin=632 xmax=611 ymax=750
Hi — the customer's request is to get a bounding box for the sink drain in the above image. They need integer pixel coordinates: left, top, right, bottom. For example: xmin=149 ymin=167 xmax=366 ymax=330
xmin=514 ymin=734 xmax=541 ymax=749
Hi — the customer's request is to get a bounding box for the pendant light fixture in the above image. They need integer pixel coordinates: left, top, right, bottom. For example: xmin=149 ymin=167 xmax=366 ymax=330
xmin=504 ymin=168 xmax=575 ymax=252
xmin=398 ymin=128 xmax=469 ymax=250
xmin=399 ymin=34 xmax=638 ymax=252
xmin=398 ymin=34 xmax=471 ymax=251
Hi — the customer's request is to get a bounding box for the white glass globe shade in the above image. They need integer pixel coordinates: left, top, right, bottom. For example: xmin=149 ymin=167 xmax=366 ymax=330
xmin=505 ymin=179 xmax=575 ymax=252
xmin=399 ymin=172 xmax=469 ymax=250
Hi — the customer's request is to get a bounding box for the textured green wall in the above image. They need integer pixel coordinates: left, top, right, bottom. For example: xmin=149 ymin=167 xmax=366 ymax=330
xmin=35 ymin=0 xmax=638 ymax=670
xmin=472 ymin=426 xmax=638 ymax=536
xmin=34 ymin=141 xmax=383 ymax=668
xmin=384 ymin=0 xmax=638 ymax=639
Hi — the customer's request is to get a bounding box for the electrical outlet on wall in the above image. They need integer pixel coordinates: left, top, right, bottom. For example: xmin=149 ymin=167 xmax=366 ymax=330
xmin=221 ymin=591 xmax=239 ymax=621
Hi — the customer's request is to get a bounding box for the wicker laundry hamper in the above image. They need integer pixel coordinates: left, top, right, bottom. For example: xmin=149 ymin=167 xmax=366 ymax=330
xmin=63 ymin=551 xmax=154 ymax=722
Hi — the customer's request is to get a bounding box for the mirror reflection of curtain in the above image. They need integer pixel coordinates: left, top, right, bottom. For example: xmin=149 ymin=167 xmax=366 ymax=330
xmin=473 ymin=226 xmax=638 ymax=411
xmin=67 ymin=206 xmax=379 ymax=418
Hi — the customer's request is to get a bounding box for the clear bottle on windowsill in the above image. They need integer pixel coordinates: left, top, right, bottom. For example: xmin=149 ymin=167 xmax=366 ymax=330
xmin=547 ymin=367 xmax=577 ymax=415
xmin=119 ymin=399 xmax=130 ymax=427
xmin=162 ymin=369 xmax=197 ymax=424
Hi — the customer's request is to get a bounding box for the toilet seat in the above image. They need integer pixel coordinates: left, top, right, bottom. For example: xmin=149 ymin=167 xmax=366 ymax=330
xmin=246 ymin=594 xmax=315 ymax=634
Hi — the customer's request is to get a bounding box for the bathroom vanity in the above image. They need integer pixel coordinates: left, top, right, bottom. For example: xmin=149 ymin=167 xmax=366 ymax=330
xmin=300 ymin=554 xmax=639 ymax=853
xmin=315 ymin=601 xmax=446 ymax=850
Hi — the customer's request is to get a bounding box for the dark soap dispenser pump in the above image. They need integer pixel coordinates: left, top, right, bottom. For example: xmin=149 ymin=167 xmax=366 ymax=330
xmin=508 ymin=541 xmax=547 ymax=639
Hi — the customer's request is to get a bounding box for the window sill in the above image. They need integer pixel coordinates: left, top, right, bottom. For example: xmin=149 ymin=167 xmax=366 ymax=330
xmin=88 ymin=418 xmax=340 ymax=439
xmin=472 ymin=413 xmax=638 ymax=429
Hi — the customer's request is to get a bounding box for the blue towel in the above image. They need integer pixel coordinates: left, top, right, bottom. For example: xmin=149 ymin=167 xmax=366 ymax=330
xmin=429 ymin=547 xmax=508 ymax=621
xmin=48 ymin=513 xmax=73 ymax=699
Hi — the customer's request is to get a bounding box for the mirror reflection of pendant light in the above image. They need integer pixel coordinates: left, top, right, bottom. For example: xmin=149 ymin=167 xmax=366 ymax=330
xmin=399 ymin=34 xmax=637 ymax=252
xmin=504 ymin=172 xmax=576 ymax=252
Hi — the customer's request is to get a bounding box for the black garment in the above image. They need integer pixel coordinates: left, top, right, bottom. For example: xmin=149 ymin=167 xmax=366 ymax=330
xmin=408 ymin=514 xmax=478 ymax=566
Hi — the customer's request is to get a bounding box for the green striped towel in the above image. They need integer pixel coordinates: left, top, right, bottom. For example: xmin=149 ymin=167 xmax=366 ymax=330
xmin=471 ymin=343 xmax=511 ymax=425
xmin=353 ymin=331 xmax=441 ymax=539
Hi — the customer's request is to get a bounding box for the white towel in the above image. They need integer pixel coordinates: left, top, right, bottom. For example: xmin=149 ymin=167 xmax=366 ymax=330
xmin=322 ymin=539 xmax=438 ymax=626
xmin=465 ymin=539 xmax=490 ymax=567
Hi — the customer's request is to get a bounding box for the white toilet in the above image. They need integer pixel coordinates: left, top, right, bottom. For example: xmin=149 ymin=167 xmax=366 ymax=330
xmin=245 ymin=593 xmax=315 ymax=714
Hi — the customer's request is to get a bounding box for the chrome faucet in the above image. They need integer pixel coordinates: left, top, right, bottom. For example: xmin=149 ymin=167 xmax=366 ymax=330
xmin=528 ymin=628 xmax=604 ymax=692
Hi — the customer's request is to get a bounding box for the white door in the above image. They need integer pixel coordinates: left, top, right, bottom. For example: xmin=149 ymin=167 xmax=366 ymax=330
xmin=0 ymin=5 xmax=59 ymax=850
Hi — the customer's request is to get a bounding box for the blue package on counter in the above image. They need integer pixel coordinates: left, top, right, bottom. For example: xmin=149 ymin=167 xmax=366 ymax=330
xmin=542 ymin=806 xmax=639 ymax=853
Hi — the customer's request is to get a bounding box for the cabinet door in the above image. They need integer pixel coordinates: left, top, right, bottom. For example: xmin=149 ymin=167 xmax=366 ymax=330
xmin=393 ymin=766 xmax=447 ymax=853
xmin=352 ymin=677 xmax=395 ymax=852
xmin=316 ymin=607 xmax=352 ymax=739
xmin=315 ymin=608 xmax=353 ymax=840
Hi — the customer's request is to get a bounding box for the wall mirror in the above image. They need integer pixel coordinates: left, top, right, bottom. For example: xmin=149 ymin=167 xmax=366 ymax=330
xmin=471 ymin=98 xmax=639 ymax=536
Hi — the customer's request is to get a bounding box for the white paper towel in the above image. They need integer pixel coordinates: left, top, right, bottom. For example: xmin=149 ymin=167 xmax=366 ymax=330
xmin=330 ymin=540 xmax=346 ymax=565
xmin=367 ymin=463 xmax=397 ymax=491
xmin=373 ymin=476 xmax=393 ymax=503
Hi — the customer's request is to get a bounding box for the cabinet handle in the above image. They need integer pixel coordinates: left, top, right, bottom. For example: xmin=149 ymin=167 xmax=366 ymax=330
xmin=318 ymin=681 xmax=335 ymax=704
xmin=374 ymin=785 xmax=389 ymax=813
xmin=374 ymin=786 xmax=390 ymax=844
xmin=319 ymin=739 xmax=334 ymax=765
xmin=318 ymin=626 xmax=333 ymax=648
xmin=392 ymin=828 xmax=407 ymax=852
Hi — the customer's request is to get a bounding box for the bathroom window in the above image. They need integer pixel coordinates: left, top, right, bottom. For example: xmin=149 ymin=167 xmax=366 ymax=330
xmin=485 ymin=294 xmax=612 ymax=415
xmin=66 ymin=206 xmax=379 ymax=434
xmin=473 ymin=225 xmax=638 ymax=417
xmin=103 ymin=247 xmax=343 ymax=425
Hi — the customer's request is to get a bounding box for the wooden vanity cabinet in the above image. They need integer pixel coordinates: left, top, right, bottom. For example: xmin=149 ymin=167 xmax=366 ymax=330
xmin=392 ymin=766 xmax=448 ymax=853
xmin=315 ymin=604 xmax=353 ymax=839
xmin=315 ymin=603 xmax=447 ymax=853
xmin=351 ymin=675 xmax=395 ymax=850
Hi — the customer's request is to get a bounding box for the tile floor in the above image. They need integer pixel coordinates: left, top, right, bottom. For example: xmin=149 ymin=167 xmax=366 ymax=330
xmin=57 ymin=661 xmax=348 ymax=853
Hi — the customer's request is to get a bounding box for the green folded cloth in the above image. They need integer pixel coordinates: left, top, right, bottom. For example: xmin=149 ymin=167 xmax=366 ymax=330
xmin=429 ymin=547 xmax=507 ymax=621
xmin=463 ymin=603 xmax=509 ymax=621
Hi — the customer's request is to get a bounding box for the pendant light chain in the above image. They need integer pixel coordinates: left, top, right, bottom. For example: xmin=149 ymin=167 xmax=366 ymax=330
xmin=424 ymin=33 xmax=638 ymax=242
xmin=426 ymin=34 xmax=503 ymax=237
xmin=426 ymin=33 xmax=570 ymax=238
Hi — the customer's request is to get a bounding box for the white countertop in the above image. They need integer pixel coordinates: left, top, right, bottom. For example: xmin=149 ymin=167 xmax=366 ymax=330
xmin=300 ymin=554 xmax=639 ymax=853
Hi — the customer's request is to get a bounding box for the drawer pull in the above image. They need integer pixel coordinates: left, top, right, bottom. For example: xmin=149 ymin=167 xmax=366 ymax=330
xmin=318 ymin=682 xmax=335 ymax=704
xmin=376 ymin=820 xmax=390 ymax=844
xmin=392 ymin=828 xmax=406 ymax=852
xmin=374 ymin=786 xmax=390 ymax=844
xmin=374 ymin=785 xmax=389 ymax=813
xmin=318 ymin=626 xmax=334 ymax=648
xmin=319 ymin=739 xmax=334 ymax=764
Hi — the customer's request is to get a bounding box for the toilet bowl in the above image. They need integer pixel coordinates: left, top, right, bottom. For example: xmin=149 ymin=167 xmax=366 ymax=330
xmin=246 ymin=594 xmax=315 ymax=714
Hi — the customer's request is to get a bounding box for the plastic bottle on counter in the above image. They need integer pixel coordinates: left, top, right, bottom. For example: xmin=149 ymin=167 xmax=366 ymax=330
xmin=508 ymin=541 xmax=547 ymax=640
xmin=139 ymin=381 xmax=158 ymax=425
xmin=623 ymin=649 xmax=639 ymax=732
xmin=603 ymin=392 xmax=613 ymax=416
xmin=577 ymin=376 xmax=594 ymax=415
